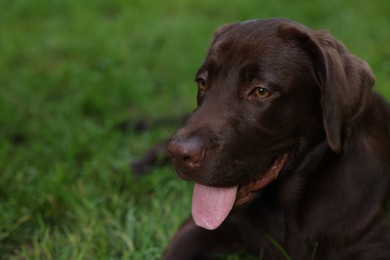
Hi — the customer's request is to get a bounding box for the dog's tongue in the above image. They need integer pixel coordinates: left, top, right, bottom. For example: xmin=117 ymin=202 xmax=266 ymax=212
xmin=192 ymin=183 xmax=238 ymax=230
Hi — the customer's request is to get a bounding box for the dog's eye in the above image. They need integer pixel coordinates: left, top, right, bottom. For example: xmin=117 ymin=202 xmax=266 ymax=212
xmin=196 ymin=78 xmax=207 ymax=91
xmin=254 ymin=87 xmax=271 ymax=98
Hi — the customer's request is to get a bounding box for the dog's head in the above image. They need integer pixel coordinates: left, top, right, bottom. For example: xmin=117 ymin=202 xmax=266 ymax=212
xmin=168 ymin=19 xmax=374 ymax=229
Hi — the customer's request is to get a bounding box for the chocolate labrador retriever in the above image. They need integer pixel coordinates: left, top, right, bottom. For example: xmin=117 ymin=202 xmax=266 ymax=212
xmin=164 ymin=18 xmax=390 ymax=259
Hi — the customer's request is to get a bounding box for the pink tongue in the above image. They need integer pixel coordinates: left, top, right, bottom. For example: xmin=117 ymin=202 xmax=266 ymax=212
xmin=192 ymin=183 xmax=238 ymax=230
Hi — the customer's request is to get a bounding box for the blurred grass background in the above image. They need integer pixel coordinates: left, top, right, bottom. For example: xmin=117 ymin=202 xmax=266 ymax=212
xmin=0 ymin=0 xmax=389 ymax=258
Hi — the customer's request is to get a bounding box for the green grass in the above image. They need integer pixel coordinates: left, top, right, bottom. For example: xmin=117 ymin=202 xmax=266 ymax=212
xmin=0 ymin=0 xmax=389 ymax=258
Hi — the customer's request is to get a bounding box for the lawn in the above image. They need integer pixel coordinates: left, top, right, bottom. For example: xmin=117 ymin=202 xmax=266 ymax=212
xmin=0 ymin=0 xmax=389 ymax=259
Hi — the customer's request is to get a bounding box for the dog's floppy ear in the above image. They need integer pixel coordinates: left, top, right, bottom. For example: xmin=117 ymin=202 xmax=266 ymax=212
xmin=279 ymin=25 xmax=375 ymax=153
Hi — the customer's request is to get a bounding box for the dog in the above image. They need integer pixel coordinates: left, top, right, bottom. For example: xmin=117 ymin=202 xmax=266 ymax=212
xmin=163 ymin=18 xmax=390 ymax=259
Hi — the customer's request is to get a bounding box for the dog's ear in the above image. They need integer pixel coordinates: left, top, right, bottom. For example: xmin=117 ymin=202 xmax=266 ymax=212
xmin=279 ymin=25 xmax=375 ymax=153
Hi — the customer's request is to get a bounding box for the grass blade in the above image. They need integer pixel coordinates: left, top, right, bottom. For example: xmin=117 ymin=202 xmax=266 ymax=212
xmin=311 ymin=242 xmax=319 ymax=260
xmin=266 ymin=234 xmax=291 ymax=260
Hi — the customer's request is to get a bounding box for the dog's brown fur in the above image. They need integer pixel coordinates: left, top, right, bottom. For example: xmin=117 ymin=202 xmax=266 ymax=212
xmin=164 ymin=19 xmax=390 ymax=259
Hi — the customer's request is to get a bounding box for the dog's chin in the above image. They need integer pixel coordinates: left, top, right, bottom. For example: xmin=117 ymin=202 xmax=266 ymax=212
xmin=174 ymin=152 xmax=289 ymax=203
xmin=189 ymin=152 xmax=289 ymax=230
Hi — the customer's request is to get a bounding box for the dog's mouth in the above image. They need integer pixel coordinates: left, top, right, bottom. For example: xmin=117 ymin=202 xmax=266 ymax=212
xmin=192 ymin=153 xmax=288 ymax=230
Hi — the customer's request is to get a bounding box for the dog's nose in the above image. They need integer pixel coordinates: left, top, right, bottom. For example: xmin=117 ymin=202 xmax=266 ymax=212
xmin=168 ymin=137 xmax=206 ymax=171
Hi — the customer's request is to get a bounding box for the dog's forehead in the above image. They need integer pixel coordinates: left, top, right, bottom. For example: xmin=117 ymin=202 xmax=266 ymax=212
xmin=205 ymin=21 xmax=306 ymax=71
xmin=209 ymin=26 xmax=277 ymax=62
xmin=202 ymin=22 xmax=308 ymax=86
